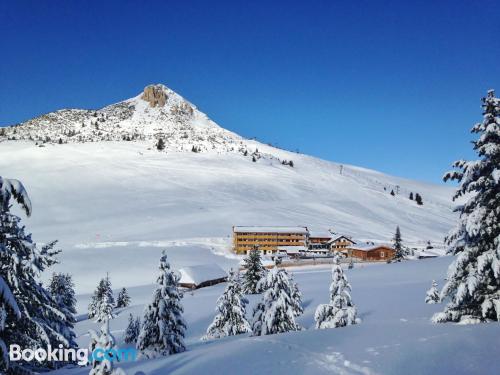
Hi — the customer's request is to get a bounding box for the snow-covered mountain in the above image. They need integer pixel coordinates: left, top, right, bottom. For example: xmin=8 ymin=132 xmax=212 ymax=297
xmin=0 ymin=84 xmax=456 ymax=290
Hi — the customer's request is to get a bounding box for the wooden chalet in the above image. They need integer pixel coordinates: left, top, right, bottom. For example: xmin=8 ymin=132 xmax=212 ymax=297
xmin=178 ymin=264 xmax=227 ymax=289
xmin=347 ymin=243 xmax=395 ymax=261
xmin=328 ymin=235 xmax=356 ymax=251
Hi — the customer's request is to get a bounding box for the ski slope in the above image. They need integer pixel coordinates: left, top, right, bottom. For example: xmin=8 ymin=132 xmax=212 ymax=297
xmin=0 ymin=139 xmax=455 ymax=292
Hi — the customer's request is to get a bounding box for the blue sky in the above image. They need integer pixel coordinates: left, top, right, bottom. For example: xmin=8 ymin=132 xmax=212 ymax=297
xmin=1 ymin=1 xmax=499 ymax=184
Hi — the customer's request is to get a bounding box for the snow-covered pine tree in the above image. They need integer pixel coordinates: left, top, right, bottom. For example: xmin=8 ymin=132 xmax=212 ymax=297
xmin=425 ymin=280 xmax=440 ymax=304
xmin=89 ymin=317 xmax=126 ymax=375
xmin=203 ymin=270 xmax=251 ymax=340
xmin=0 ymin=176 xmax=75 ymax=367
xmin=252 ymin=267 xmax=301 ymax=336
xmin=289 ymin=274 xmax=303 ymax=317
xmin=433 ymin=90 xmax=500 ymax=324
xmin=116 ymin=287 xmax=131 ymax=308
xmin=415 ymin=193 xmax=423 ymax=205
xmin=124 ymin=314 xmax=141 ymax=344
xmin=242 ymin=246 xmax=267 ymax=294
xmin=409 ymin=192 xmax=414 ymax=200
xmin=315 ymin=254 xmax=357 ymax=329
xmin=48 ymin=272 xmax=78 ymax=349
xmin=156 ymin=138 xmax=165 ymax=151
xmin=0 ymin=276 xmax=21 ymax=373
xmin=136 ymin=251 xmax=186 ymax=358
xmin=89 ymin=275 xmax=115 ymax=323
xmin=392 ymin=226 xmax=405 ymax=261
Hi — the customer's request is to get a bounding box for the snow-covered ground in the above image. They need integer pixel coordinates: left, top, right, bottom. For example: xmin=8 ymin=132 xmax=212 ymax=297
xmin=0 ymin=140 xmax=455 ymax=292
xmin=53 ymin=257 xmax=500 ymax=375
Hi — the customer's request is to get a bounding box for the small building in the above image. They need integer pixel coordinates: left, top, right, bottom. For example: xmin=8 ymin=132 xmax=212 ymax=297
xmin=417 ymin=250 xmax=439 ymax=259
xmin=232 ymin=226 xmax=309 ymax=255
xmin=328 ymin=235 xmax=356 ymax=251
xmin=308 ymin=231 xmax=333 ymax=245
xmin=178 ymin=264 xmax=227 ymax=289
xmin=347 ymin=243 xmax=395 ymax=261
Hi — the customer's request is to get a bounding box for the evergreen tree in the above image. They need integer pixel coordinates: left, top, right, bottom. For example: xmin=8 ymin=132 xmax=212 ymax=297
xmin=242 ymin=246 xmax=267 ymax=294
xmin=348 ymin=258 xmax=354 ymax=269
xmin=409 ymin=192 xmax=414 ymax=200
xmin=124 ymin=314 xmax=141 ymax=344
xmin=425 ymin=280 xmax=440 ymax=304
xmin=433 ymin=90 xmax=500 ymax=324
xmin=89 ymin=317 xmax=126 ymax=375
xmin=156 ymin=138 xmax=165 ymax=151
xmin=252 ymin=267 xmax=301 ymax=336
xmin=137 ymin=251 xmax=186 ymax=358
xmin=116 ymin=287 xmax=131 ymax=308
xmin=289 ymin=274 xmax=303 ymax=317
xmin=48 ymin=273 xmax=78 ymax=348
xmin=0 ymin=177 xmax=74 ymax=368
xmin=392 ymin=226 xmax=405 ymax=261
xmin=0 ymin=276 xmax=20 ymax=373
xmin=415 ymin=193 xmax=423 ymax=205
xmin=203 ymin=271 xmax=251 ymax=340
xmin=89 ymin=275 xmax=115 ymax=322
xmin=315 ymin=254 xmax=357 ymax=329
xmin=390 ymin=189 xmax=395 ymax=196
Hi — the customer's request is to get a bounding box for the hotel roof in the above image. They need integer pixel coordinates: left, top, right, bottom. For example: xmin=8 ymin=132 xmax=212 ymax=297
xmin=233 ymin=226 xmax=309 ymax=234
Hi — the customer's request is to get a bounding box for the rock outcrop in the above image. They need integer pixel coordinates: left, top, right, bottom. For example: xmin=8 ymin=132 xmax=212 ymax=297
xmin=141 ymin=84 xmax=168 ymax=107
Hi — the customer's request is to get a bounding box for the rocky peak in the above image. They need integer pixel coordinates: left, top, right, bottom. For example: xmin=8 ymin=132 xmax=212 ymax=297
xmin=141 ymin=84 xmax=168 ymax=108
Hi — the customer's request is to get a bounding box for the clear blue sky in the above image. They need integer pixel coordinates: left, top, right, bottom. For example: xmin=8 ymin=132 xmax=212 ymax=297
xmin=1 ymin=1 xmax=499 ymax=184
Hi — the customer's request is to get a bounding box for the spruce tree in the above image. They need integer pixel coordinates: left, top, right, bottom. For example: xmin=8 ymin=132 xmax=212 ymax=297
xmin=48 ymin=273 xmax=77 ymax=348
xmin=124 ymin=314 xmax=141 ymax=344
xmin=89 ymin=275 xmax=115 ymax=322
xmin=203 ymin=271 xmax=251 ymax=340
xmin=116 ymin=287 xmax=131 ymax=308
xmin=89 ymin=317 xmax=126 ymax=375
xmin=0 ymin=276 xmax=20 ymax=373
xmin=409 ymin=192 xmax=414 ymax=200
xmin=425 ymin=280 xmax=440 ymax=304
xmin=0 ymin=177 xmax=74 ymax=367
xmin=242 ymin=246 xmax=267 ymax=294
xmin=392 ymin=226 xmax=405 ymax=261
xmin=252 ymin=267 xmax=301 ymax=336
xmin=390 ymin=189 xmax=395 ymax=196
xmin=315 ymin=254 xmax=357 ymax=329
xmin=156 ymin=138 xmax=165 ymax=151
xmin=433 ymin=90 xmax=500 ymax=324
xmin=137 ymin=251 xmax=186 ymax=358
xmin=289 ymin=274 xmax=303 ymax=317
xmin=415 ymin=193 xmax=423 ymax=205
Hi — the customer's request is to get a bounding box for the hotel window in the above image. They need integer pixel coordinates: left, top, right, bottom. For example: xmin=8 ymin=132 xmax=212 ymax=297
xmin=380 ymin=251 xmax=385 ymax=257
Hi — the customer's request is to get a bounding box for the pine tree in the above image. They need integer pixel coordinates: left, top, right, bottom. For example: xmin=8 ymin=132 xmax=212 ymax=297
xmin=89 ymin=317 xmax=126 ymax=375
xmin=116 ymin=287 xmax=131 ymax=308
xmin=242 ymin=246 xmax=267 ymax=294
xmin=137 ymin=251 xmax=186 ymax=358
xmin=409 ymin=192 xmax=414 ymax=200
xmin=156 ymin=138 xmax=165 ymax=151
xmin=425 ymin=280 xmax=440 ymax=304
xmin=203 ymin=271 xmax=251 ymax=340
xmin=252 ymin=267 xmax=301 ymax=336
xmin=0 ymin=177 xmax=74 ymax=368
xmin=0 ymin=276 xmax=20 ymax=373
xmin=124 ymin=314 xmax=141 ymax=344
xmin=392 ymin=226 xmax=405 ymax=261
xmin=433 ymin=90 xmax=500 ymax=324
xmin=89 ymin=275 xmax=115 ymax=322
xmin=415 ymin=193 xmax=423 ymax=205
xmin=289 ymin=274 xmax=303 ymax=317
xmin=315 ymin=254 xmax=357 ymax=329
xmin=390 ymin=189 xmax=395 ymax=196
xmin=48 ymin=273 xmax=78 ymax=348
xmin=348 ymin=258 xmax=354 ymax=269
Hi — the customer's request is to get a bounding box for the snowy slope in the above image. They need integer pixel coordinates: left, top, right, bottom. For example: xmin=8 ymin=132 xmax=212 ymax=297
xmin=0 ymin=84 xmax=456 ymax=292
xmin=55 ymin=257 xmax=500 ymax=375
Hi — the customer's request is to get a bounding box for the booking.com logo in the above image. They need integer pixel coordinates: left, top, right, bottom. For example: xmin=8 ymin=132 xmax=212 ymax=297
xmin=9 ymin=344 xmax=137 ymax=366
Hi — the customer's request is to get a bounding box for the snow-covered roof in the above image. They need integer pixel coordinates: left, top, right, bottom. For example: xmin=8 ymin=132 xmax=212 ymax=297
xmin=349 ymin=243 xmax=393 ymax=252
xmin=178 ymin=264 xmax=227 ymax=286
xmin=234 ymin=226 xmax=308 ymax=234
xmin=327 ymin=235 xmax=355 ymax=244
xmin=308 ymin=231 xmax=332 ymax=238
xmin=417 ymin=250 xmax=439 ymax=258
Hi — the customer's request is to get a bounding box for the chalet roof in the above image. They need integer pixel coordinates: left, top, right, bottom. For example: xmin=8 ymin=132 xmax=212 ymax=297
xmin=233 ymin=226 xmax=309 ymax=234
xmin=349 ymin=243 xmax=393 ymax=252
xmin=327 ymin=235 xmax=356 ymax=244
xmin=178 ymin=264 xmax=227 ymax=286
